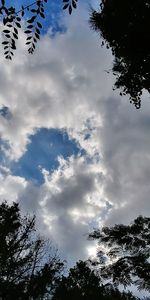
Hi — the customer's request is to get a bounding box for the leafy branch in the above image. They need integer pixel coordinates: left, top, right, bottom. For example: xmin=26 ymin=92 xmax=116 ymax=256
xmin=0 ymin=0 xmax=78 ymax=59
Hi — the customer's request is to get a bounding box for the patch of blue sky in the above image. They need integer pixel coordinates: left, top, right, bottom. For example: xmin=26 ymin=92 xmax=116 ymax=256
xmin=10 ymin=128 xmax=86 ymax=185
xmin=40 ymin=0 xmax=66 ymax=35
xmin=2 ymin=0 xmax=93 ymax=36
xmin=3 ymin=0 xmax=67 ymax=35
xmin=0 ymin=138 xmax=10 ymax=165
xmin=0 ymin=106 xmax=12 ymax=120
xmin=0 ymin=111 xmax=12 ymax=169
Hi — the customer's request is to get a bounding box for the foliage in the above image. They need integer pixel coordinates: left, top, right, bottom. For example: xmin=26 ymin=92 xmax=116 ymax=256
xmin=52 ymin=260 xmax=138 ymax=300
xmin=0 ymin=201 xmax=64 ymax=299
xmin=0 ymin=0 xmax=78 ymax=59
xmin=89 ymin=216 xmax=150 ymax=292
xmin=90 ymin=0 xmax=150 ymax=108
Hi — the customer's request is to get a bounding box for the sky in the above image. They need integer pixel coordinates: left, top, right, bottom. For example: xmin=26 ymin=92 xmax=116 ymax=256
xmin=0 ymin=0 xmax=150 ymax=287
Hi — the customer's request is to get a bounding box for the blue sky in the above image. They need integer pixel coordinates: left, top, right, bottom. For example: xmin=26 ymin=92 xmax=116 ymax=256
xmin=0 ymin=106 xmax=11 ymax=120
xmin=3 ymin=0 xmax=67 ymax=35
xmin=11 ymin=128 xmax=85 ymax=184
xmin=8 ymin=0 xmax=83 ymax=34
xmin=23 ymin=0 xmax=66 ymax=35
xmin=7 ymin=0 xmax=95 ymax=35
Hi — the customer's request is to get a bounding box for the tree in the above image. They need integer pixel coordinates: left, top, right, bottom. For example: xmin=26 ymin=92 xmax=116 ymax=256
xmin=52 ymin=260 xmax=138 ymax=300
xmin=89 ymin=216 xmax=150 ymax=293
xmin=0 ymin=0 xmax=77 ymax=60
xmin=0 ymin=201 xmax=64 ymax=300
xmin=90 ymin=0 xmax=150 ymax=108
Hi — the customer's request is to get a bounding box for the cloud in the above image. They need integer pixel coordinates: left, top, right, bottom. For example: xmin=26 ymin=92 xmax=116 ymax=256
xmin=0 ymin=3 xmax=150 ymax=266
xmin=96 ymin=94 xmax=150 ymax=226
xmin=34 ymin=156 xmax=107 ymax=263
xmin=0 ymin=155 xmax=107 ymax=264
xmin=0 ymin=172 xmax=26 ymax=204
xmin=0 ymin=4 xmax=113 ymax=160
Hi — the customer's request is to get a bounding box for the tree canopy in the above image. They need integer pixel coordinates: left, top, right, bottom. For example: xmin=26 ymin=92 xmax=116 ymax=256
xmin=0 ymin=201 xmax=148 ymax=299
xmin=89 ymin=215 xmax=150 ymax=293
xmin=0 ymin=201 xmax=64 ymax=299
xmin=52 ymin=260 xmax=138 ymax=300
xmin=90 ymin=0 xmax=150 ymax=108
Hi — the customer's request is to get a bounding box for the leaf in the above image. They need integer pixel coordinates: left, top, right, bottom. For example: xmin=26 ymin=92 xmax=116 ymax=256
xmin=24 ymin=30 xmax=32 ymax=34
xmin=35 ymin=28 xmax=40 ymax=34
xmin=27 ymin=25 xmax=33 ymax=29
xmin=26 ymin=36 xmax=32 ymax=40
xmin=5 ymin=34 xmax=11 ymax=38
xmin=3 ymin=17 xmax=8 ymax=26
xmin=69 ymin=5 xmax=72 ymax=14
xmin=15 ymin=22 xmax=21 ymax=28
xmin=6 ymin=55 xmax=12 ymax=60
xmin=14 ymin=28 xmax=18 ymax=34
xmin=27 ymin=16 xmax=36 ymax=24
xmin=16 ymin=17 xmax=21 ymax=22
xmin=37 ymin=0 xmax=41 ymax=7
xmin=63 ymin=3 xmax=69 ymax=10
xmin=7 ymin=6 xmax=15 ymax=14
xmin=30 ymin=9 xmax=37 ymax=13
xmin=2 ymin=41 xmax=9 ymax=45
xmin=40 ymin=12 xmax=45 ymax=18
xmin=3 ymin=30 xmax=10 ymax=34
xmin=8 ymin=17 xmax=14 ymax=23
xmin=35 ymin=33 xmax=40 ymax=40
xmin=37 ymin=22 xmax=42 ymax=28
xmin=11 ymin=44 xmax=16 ymax=50
xmin=13 ymin=33 xmax=18 ymax=39
xmin=11 ymin=39 xmax=15 ymax=45
xmin=72 ymin=0 xmax=77 ymax=9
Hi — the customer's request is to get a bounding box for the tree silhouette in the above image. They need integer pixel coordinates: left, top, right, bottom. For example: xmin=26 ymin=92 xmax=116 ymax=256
xmin=89 ymin=216 xmax=150 ymax=293
xmin=52 ymin=260 xmax=138 ymax=300
xmin=90 ymin=0 xmax=150 ymax=108
xmin=0 ymin=0 xmax=78 ymax=60
xmin=0 ymin=201 xmax=64 ymax=299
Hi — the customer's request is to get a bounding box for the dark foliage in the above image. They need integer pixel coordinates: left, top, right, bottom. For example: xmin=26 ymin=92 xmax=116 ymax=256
xmin=0 ymin=0 xmax=78 ymax=59
xmin=52 ymin=260 xmax=138 ymax=300
xmin=0 ymin=201 xmax=64 ymax=299
xmin=90 ymin=0 xmax=150 ymax=108
xmin=89 ymin=216 xmax=150 ymax=292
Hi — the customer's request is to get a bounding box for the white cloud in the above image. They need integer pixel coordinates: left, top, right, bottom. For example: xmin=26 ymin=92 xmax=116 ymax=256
xmin=0 ymin=4 xmax=113 ymax=160
xmin=0 ymin=155 xmax=108 ymax=264
xmin=0 ymin=173 xmax=27 ymax=204
xmin=0 ymin=3 xmax=150 ymax=266
xmin=36 ymin=155 xmax=107 ymax=263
